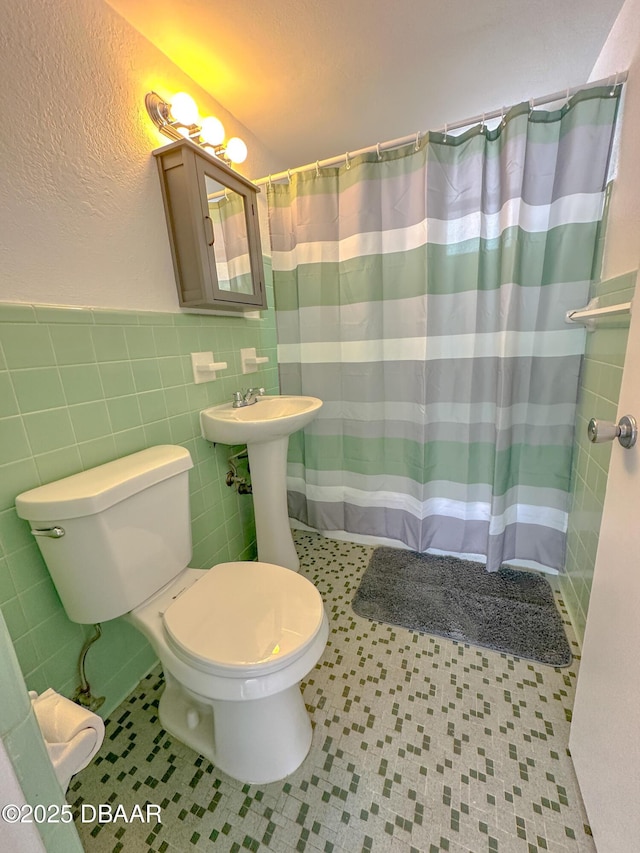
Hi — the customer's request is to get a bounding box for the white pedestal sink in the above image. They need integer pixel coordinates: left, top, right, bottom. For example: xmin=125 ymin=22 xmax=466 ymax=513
xmin=200 ymin=396 xmax=322 ymax=571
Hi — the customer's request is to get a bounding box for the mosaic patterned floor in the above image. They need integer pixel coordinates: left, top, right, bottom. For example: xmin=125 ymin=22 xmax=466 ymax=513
xmin=71 ymin=532 xmax=594 ymax=853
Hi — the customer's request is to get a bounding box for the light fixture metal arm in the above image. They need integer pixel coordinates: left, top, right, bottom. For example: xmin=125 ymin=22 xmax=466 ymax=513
xmin=145 ymin=92 xmax=188 ymax=143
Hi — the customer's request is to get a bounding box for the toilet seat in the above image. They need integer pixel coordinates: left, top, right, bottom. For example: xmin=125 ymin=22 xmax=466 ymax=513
xmin=162 ymin=561 xmax=325 ymax=678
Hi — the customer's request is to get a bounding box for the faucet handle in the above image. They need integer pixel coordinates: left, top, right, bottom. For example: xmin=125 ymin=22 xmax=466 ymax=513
xmin=232 ymin=391 xmax=243 ymax=403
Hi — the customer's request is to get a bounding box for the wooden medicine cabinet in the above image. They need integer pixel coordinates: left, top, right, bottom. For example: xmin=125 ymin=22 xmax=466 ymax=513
xmin=153 ymin=138 xmax=267 ymax=311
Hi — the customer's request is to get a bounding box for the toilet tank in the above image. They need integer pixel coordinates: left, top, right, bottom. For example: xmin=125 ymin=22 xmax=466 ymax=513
xmin=15 ymin=446 xmax=194 ymax=624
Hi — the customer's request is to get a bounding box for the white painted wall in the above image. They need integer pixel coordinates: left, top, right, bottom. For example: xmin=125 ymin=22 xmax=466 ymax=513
xmin=0 ymin=0 xmax=279 ymax=312
xmin=589 ymin=0 xmax=640 ymax=277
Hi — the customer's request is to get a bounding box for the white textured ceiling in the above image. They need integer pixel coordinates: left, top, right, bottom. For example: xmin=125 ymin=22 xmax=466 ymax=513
xmin=107 ymin=0 xmax=624 ymax=174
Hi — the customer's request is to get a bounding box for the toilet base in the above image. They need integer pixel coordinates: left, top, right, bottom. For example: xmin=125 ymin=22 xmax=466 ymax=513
xmin=158 ymin=671 xmax=313 ymax=784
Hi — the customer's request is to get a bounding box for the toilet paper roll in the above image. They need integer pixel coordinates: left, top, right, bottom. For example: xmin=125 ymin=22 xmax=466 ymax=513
xmin=29 ymin=689 xmax=105 ymax=788
xmin=30 ymin=688 xmax=105 ymax=745
xmin=45 ymin=730 xmax=100 ymax=790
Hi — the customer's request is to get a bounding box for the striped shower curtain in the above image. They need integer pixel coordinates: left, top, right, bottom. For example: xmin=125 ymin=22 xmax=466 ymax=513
xmin=208 ymin=192 xmax=253 ymax=293
xmin=268 ymin=87 xmax=619 ymax=571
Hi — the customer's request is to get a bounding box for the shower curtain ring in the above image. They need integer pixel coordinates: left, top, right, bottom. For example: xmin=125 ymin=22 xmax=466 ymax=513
xmin=267 ymin=174 xmax=272 ymax=189
xmin=315 ymin=160 xmax=320 ymax=177
xmin=480 ymin=113 xmax=486 ymax=133
xmin=345 ymin=152 xmax=351 ymax=170
xmin=443 ymin=123 xmax=447 ymax=142
xmin=414 ymin=131 xmax=421 ymax=151
xmin=529 ymin=98 xmax=534 ymax=117
xmin=376 ymin=142 xmax=382 ymax=161
xmin=287 ymin=169 xmax=292 ymax=183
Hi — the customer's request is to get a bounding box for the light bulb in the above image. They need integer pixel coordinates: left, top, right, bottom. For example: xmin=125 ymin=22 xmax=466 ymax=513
xmin=170 ymin=92 xmax=199 ymax=126
xmin=200 ymin=116 xmax=225 ymax=146
xmin=225 ymin=137 xmax=248 ymax=164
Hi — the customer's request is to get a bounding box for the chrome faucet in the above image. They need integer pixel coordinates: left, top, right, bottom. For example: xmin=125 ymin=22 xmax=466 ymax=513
xmin=232 ymin=387 xmax=265 ymax=408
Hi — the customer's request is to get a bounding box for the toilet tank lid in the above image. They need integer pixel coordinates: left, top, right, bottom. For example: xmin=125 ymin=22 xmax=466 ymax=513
xmin=15 ymin=445 xmax=193 ymax=521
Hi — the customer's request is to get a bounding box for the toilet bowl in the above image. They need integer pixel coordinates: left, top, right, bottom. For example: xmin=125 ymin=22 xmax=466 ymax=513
xmin=127 ymin=562 xmax=328 ymax=783
xmin=15 ymin=445 xmax=328 ymax=784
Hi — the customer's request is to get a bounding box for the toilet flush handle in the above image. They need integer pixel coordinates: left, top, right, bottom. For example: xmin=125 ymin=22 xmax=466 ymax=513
xmin=31 ymin=526 xmax=65 ymax=538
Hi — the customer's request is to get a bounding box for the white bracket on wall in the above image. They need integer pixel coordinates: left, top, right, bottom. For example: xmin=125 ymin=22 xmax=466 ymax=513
xmin=241 ymin=347 xmax=269 ymax=374
xmin=191 ymin=351 xmax=228 ymax=384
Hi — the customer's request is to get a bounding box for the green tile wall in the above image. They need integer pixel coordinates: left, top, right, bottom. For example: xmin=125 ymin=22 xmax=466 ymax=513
xmin=0 ymin=261 xmax=278 ymax=716
xmin=562 ymin=270 xmax=637 ymax=644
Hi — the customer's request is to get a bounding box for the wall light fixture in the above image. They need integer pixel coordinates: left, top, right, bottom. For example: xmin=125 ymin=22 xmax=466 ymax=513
xmin=145 ymin=91 xmax=248 ymax=165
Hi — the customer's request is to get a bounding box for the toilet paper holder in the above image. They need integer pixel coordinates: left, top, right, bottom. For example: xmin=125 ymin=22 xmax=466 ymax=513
xmin=587 ymin=414 xmax=637 ymax=449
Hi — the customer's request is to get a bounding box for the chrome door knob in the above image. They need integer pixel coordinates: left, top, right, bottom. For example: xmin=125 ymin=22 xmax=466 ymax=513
xmin=588 ymin=414 xmax=638 ymax=449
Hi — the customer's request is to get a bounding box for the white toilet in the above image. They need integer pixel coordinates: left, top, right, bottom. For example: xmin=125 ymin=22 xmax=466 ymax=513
xmin=15 ymin=445 xmax=328 ymax=785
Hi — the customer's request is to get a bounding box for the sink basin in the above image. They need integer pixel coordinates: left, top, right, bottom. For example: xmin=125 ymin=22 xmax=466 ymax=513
xmin=200 ymin=395 xmax=322 ymax=445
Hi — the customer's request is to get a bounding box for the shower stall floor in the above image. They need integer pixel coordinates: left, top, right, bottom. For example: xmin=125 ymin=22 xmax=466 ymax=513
xmin=70 ymin=531 xmax=594 ymax=853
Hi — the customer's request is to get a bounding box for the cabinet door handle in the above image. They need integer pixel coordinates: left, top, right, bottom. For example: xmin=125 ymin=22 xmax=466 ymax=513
xmin=204 ymin=215 xmax=215 ymax=247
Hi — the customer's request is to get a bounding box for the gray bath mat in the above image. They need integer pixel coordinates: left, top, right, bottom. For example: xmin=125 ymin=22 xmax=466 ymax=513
xmin=351 ymin=548 xmax=572 ymax=667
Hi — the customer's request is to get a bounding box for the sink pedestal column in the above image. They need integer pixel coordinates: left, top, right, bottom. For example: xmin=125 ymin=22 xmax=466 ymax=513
xmin=247 ymin=436 xmax=299 ymax=572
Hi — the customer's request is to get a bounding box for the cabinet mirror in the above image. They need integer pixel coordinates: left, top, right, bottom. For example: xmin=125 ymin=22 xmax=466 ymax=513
xmin=154 ymin=139 xmax=266 ymax=311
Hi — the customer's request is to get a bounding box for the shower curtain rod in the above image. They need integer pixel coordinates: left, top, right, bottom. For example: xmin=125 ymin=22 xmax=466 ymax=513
xmin=255 ymin=71 xmax=627 ymax=186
